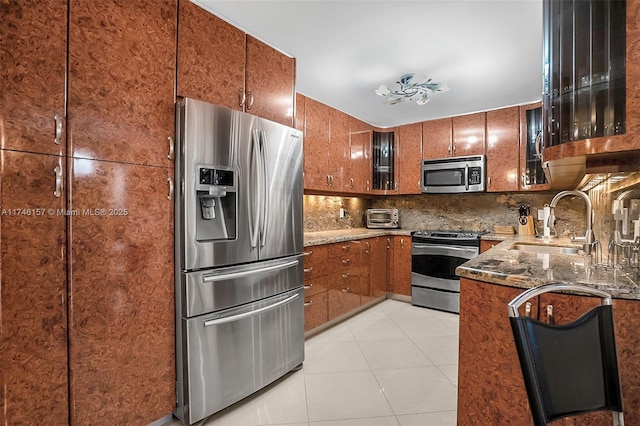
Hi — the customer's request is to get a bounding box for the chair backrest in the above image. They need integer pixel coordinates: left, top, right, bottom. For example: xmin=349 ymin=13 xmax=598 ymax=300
xmin=508 ymin=283 xmax=624 ymax=426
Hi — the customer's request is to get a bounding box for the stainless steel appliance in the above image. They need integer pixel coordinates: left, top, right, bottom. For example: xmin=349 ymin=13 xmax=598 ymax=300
xmin=174 ymin=98 xmax=304 ymax=425
xmin=366 ymin=208 xmax=400 ymax=229
xmin=421 ymin=155 xmax=486 ymax=193
xmin=411 ymin=230 xmax=484 ymax=313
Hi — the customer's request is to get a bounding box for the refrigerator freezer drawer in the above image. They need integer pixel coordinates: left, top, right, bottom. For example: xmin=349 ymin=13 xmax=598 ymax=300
xmin=182 ymin=255 xmax=303 ymax=317
xmin=178 ymin=287 xmax=304 ymax=425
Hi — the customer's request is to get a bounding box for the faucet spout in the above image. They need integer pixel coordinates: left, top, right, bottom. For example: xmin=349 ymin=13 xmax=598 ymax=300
xmin=549 ymin=190 xmax=595 ymax=255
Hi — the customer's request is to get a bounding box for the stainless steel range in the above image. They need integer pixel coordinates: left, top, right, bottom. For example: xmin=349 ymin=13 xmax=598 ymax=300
xmin=411 ymin=230 xmax=484 ymax=313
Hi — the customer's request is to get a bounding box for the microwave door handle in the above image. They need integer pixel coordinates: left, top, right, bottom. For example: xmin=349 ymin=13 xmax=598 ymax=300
xmin=465 ymin=164 xmax=469 ymax=191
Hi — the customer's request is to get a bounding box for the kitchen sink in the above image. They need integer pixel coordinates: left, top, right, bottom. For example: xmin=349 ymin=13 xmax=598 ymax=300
xmin=510 ymin=242 xmax=583 ymax=255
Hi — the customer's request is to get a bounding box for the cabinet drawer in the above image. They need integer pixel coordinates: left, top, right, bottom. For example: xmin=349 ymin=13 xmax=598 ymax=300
xmin=304 ymin=277 xmax=327 ymax=297
xmin=304 ymin=290 xmax=328 ymax=331
xmin=303 ymin=246 xmax=328 ymax=278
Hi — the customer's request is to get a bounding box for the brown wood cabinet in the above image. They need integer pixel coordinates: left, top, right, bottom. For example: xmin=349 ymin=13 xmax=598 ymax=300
xmin=349 ymin=130 xmax=373 ymax=194
xmin=370 ymin=237 xmax=390 ymax=298
xmin=0 ymin=0 xmax=67 ymax=157
xmin=390 ymin=236 xmax=412 ymax=296
xmin=68 ymin=160 xmax=175 ymax=424
xmin=303 ymin=246 xmax=329 ymax=331
xmin=329 ymin=109 xmax=351 ymax=192
xmin=459 ymin=277 xmax=640 ymax=425
xmin=327 ymin=241 xmax=363 ymax=320
xmin=396 ymin=123 xmax=423 ymax=194
xmin=422 ymin=118 xmax=453 ymax=159
xmin=0 ymin=151 xmax=69 ymax=424
xmin=303 ymin=97 xmax=332 ymax=191
xmin=479 ymin=239 xmax=499 ymax=253
xmin=519 ymin=101 xmax=550 ymax=191
xmin=68 ymin=0 xmax=176 ymax=167
xmin=486 ymin=107 xmax=520 ymax=192
xmin=177 ymin=0 xmax=295 ymax=126
xmin=452 ymin=112 xmax=486 ymax=157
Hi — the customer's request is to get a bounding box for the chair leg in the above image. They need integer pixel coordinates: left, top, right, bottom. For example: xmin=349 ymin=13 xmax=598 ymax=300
xmin=613 ymin=411 xmax=624 ymax=426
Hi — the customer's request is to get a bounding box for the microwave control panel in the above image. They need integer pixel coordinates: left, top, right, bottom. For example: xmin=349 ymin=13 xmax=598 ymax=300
xmin=468 ymin=167 xmax=482 ymax=185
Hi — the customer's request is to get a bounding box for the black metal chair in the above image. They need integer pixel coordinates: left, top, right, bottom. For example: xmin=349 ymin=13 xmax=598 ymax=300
xmin=507 ymin=283 xmax=624 ymax=426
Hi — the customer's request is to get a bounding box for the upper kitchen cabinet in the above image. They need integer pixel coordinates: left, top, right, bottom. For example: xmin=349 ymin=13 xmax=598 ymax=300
xmin=372 ymin=130 xmax=397 ymax=194
xmin=452 ymin=112 xmax=486 ymax=157
xmin=0 ymin=0 xmax=67 ymax=156
xmin=68 ymin=0 xmax=176 ymax=167
xmin=303 ymin=97 xmax=332 ymax=191
xmin=422 ymin=118 xmax=453 ymax=160
xmin=542 ymin=0 xmax=640 ymax=163
xmin=176 ymin=0 xmax=245 ymax=110
xmin=177 ymin=1 xmax=295 ymax=127
xmin=245 ymin=36 xmax=296 ymax=127
xmin=295 ymin=93 xmax=305 ymax=131
xmin=486 ymin=107 xmax=519 ymax=192
xmin=349 ymin=116 xmax=372 ymax=194
xmin=329 ymin=108 xmax=351 ymax=192
xmin=519 ymin=102 xmax=549 ymax=191
xmin=396 ymin=122 xmax=423 ymax=194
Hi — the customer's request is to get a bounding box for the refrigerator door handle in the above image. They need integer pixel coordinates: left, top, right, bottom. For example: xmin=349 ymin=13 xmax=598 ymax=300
xmin=202 ymin=259 xmax=299 ymax=282
xmin=203 ymin=293 xmax=299 ymax=327
xmin=259 ymin=130 xmax=269 ymax=248
xmin=249 ymin=128 xmax=261 ymax=249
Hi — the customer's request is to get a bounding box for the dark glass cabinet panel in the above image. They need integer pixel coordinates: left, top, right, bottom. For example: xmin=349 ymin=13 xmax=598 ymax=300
xmin=543 ymin=0 xmax=626 ymax=146
xmin=372 ymin=131 xmax=395 ymax=191
xmin=524 ymin=107 xmax=547 ymax=186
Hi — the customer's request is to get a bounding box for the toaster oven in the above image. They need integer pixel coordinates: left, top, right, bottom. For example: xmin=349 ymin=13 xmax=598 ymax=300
xmin=366 ymin=208 xmax=399 ymax=229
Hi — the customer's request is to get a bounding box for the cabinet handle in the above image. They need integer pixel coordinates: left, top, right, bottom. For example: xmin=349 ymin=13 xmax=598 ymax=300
xmin=304 ymin=300 xmax=313 ymax=307
xmin=54 ymin=114 xmax=63 ymax=145
xmin=524 ymin=301 xmax=532 ymax=317
xmin=488 ymin=176 xmax=492 ymax=188
xmin=167 ymin=136 xmax=174 ymax=160
xmin=304 ymin=267 xmax=314 ymax=273
xmin=350 ymin=177 xmax=354 ymax=189
xmin=448 ymin=143 xmax=452 ymax=155
xmin=418 ymin=180 xmax=421 ymax=190
xmin=341 ymin=273 xmax=350 ymax=279
xmin=546 ymin=305 xmax=554 ymax=325
xmin=386 ymin=238 xmax=390 ymax=249
xmin=453 ymin=145 xmax=456 ymax=155
xmin=304 ymin=284 xmax=314 ymax=290
xmin=303 ymin=251 xmax=312 ymax=257
xmin=239 ymin=89 xmax=246 ymax=107
xmin=167 ymin=177 xmax=174 ymax=201
xmin=366 ymin=180 xmax=370 ymax=191
xmin=401 ymin=238 xmax=405 ymax=249
xmin=246 ymin=91 xmax=254 ymax=110
xmin=342 ymin=244 xmax=350 ymax=250
xmin=53 ymin=165 xmax=63 ymax=198
xmin=341 ymin=287 xmax=350 ymax=293
xmin=342 ymin=259 xmax=350 ymax=265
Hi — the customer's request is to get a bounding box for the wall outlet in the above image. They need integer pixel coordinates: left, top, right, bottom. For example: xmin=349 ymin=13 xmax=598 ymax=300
xmin=339 ymin=208 xmax=345 ymax=218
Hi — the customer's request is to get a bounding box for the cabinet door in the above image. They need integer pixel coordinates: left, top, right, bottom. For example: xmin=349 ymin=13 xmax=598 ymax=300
xmin=422 ymin=118 xmax=452 ymax=159
xmin=452 ymin=112 xmax=486 ymax=157
xmin=329 ymin=108 xmax=350 ymax=192
xmin=397 ymin=123 xmax=423 ymax=194
xmin=611 ymin=299 xmax=640 ymax=424
xmin=294 ymin=93 xmax=305 ymax=132
xmin=0 ymin=152 xmax=68 ymax=424
xmin=391 ymin=236 xmax=411 ymax=296
xmin=327 ymin=270 xmax=361 ymax=320
xmin=458 ymin=278 xmax=535 ymax=425
xmin=486 ymin=107 xmax=520 ymax=192
xmin=68 ymin=160 xmax=174 ymax=424
xmin=370 ymin=237 xmax=390 ymax=298
xmin=68 ymin=0 xmax=176 ymax=167
xmin=176 ymin=0 xmax=245 ymax=110
xmin=349 ymin=130 xmax=372 ymax=194
xmin=479 ymin=239 xmax=499 ymax=253
xmin=519 ymin=102 xmax=550 ymax=191
xmin=0 ymin=0 xmax=67 ymax=156
xmin=245 ymin=36 xmax=295 ymax=127
xmin=303 ymin=98 xmax=330 ymax=191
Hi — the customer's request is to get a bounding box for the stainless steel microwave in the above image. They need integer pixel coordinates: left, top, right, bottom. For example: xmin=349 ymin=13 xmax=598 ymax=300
xmin=421 ymin=155 xmax=486 ymax=193
xmin=366 ymin=208 xmax=399 ymax=229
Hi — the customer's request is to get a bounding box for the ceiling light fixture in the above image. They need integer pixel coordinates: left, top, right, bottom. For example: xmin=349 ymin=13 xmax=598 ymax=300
xmin=375 ymin=73 xmax=449 ymax=105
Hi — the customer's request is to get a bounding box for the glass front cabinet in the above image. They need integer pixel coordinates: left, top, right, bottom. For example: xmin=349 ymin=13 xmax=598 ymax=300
xmin=542 ymin=0 xmax=626 ymax=147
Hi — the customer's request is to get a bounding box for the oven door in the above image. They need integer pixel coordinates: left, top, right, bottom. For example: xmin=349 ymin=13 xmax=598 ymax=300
xmin=411 ymin=242 xmax=478 ymax=291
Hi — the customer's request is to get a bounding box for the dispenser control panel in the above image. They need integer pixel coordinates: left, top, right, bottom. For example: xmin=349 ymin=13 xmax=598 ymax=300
xmin=199 ymin=168 xmax=234 ymax=186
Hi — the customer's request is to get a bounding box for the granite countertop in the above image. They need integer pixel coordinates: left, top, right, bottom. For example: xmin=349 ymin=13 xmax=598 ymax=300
xmin=304 ymin=228 xmax=412 ymax=246
xmin=457 ymin=235 xmax=640 ymax=300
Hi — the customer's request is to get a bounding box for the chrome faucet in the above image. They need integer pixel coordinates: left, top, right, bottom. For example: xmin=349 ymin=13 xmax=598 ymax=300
xmin=548 ymin=190 xmax=596 ymax=256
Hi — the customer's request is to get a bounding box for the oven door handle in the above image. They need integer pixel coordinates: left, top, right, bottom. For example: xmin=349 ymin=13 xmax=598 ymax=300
xmin=412 ymin=243 xmax=478 ymax=259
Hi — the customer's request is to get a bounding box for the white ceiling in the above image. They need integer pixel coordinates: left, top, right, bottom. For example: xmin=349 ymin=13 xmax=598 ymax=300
xmin=193 ymin=0 xmax=543 ymax=128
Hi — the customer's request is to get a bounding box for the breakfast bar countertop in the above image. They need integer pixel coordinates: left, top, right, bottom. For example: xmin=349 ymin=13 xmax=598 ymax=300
xmin=456 ymin=235 xmax=640 ymax=300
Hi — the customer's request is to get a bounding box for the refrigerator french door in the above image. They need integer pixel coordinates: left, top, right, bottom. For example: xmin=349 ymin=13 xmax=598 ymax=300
xmin=174 ymin=98 xmax=304 ymax=425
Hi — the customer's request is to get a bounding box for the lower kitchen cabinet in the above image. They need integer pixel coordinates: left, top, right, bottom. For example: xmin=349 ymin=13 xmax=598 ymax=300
xmin=303 ymin=245 xmax=329 ymax=332
xmin=458 ymin=277 xmax=640 ymax=425
xmin=390 ymin=236 xmax=412 ymax=296
xmin=370 ymin=237 xmax=390 ymax=298
xmin=68 ymin=159 xmax=175 ymax=424
xmin=327 ymin=241 xmax=362 ymax=320
xmin=0 ymin=151 xmax=68 ymax=424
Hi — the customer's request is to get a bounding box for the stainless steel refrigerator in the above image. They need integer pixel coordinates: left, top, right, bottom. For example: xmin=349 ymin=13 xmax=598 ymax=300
xmin=173 ymin=98 xmax=304 ymax=425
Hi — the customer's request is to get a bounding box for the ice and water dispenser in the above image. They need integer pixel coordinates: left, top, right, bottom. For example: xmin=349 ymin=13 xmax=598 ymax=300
xmin=195 ymin=166 xmax=237 ymax=241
